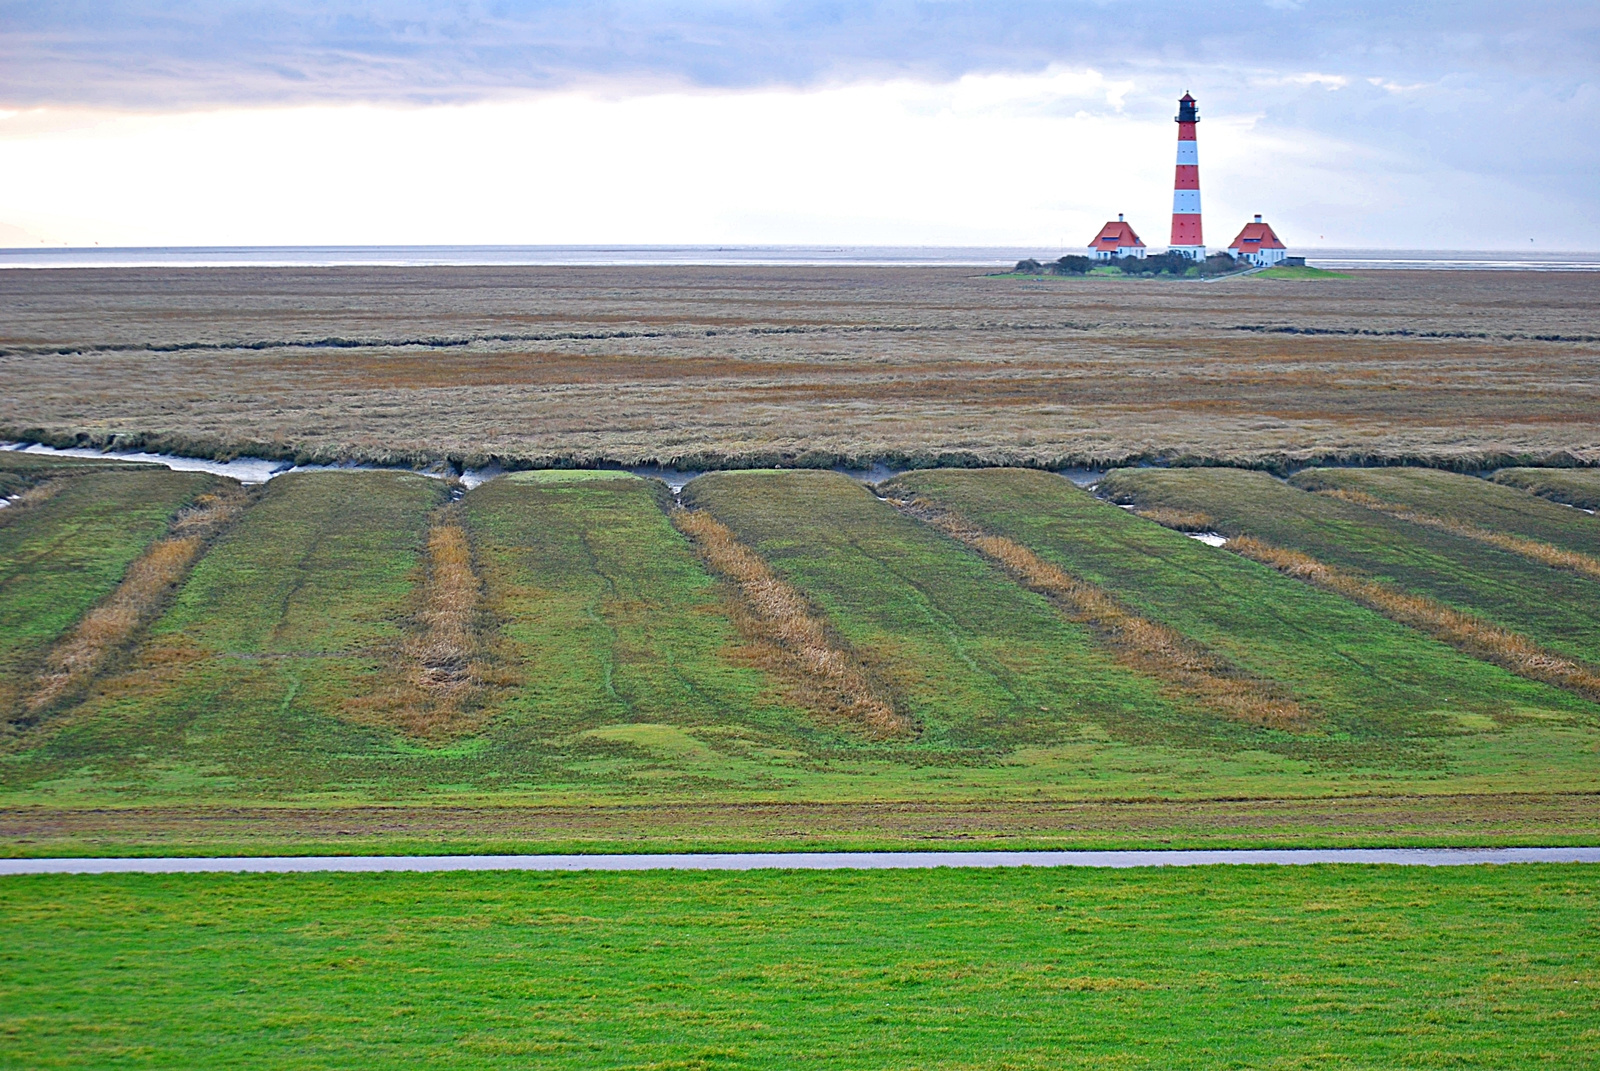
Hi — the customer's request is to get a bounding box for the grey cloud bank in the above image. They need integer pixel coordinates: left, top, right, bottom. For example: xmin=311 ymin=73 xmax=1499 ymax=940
xmin=2 ymin=2 xmax=1594 ymax=106
xmin=1 ymin=1 xmax=1596 ymax=247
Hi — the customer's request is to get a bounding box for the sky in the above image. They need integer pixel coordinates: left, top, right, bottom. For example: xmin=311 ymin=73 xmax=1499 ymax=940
xmin=0 ymin=1 xmax=1595 ymax=250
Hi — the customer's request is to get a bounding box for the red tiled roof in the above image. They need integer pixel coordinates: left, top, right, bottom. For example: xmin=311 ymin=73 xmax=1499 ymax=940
xmin=1089 ymin=221 xmax=1146 ymax=251
xmin=1228 ymin=221 xmax=1286 ymax=251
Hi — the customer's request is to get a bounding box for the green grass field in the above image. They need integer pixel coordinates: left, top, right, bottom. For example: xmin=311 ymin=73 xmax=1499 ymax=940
xmin=1098 ymin=466 xmax=1600 ymax=668
xmin=0 ymin=470 xmax=446 ymax=801
xmin=0 ymin=462 xmax=1597 ymax=852
xmin=884 ymin=468 xmax=1600 ymax=779
xmin=1289 ymin=466 xmax=1600 ymax=558
xmin=1493 ymin=468 xmax=1600 ymax=512
xmin=682 ymin=470 xmax=1192 ymax=760
xmin=2 ymin=864 xmax=1595 ymax=1069
xmin=0 ymin=460 xmax=222 ymax=717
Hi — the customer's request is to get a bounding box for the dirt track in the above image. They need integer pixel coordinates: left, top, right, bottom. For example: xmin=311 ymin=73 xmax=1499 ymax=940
xmin=5 ymin=793 xmax=1598 ymax=855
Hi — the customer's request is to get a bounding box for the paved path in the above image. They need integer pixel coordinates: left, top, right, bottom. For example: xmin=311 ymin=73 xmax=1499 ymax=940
xmin=4 ymin=847 xmax=1599 ymax=875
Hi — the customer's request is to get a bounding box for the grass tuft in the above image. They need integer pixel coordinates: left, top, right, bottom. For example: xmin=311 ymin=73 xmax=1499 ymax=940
xmin=0 ymin=479 xmax=62 ymax=528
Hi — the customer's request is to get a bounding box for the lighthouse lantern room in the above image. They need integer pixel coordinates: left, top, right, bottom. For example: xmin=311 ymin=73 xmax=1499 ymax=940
xmin=1169 ymin=92 xmax=1205 ymax=261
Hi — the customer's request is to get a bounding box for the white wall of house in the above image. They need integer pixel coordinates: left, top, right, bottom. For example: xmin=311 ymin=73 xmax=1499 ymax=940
xmin=1233 ymin=246 xmax=1288 ymax=266
xmin=1091 ymin=245 xmax=1147 ymax=260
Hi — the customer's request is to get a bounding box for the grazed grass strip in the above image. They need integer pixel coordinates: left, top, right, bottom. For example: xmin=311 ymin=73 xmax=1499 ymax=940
xmin=1317 ymin=486 xmax=1600 ymax=582
xmin=671 ymin=507 xmax=908 ymax=738
xmin=1230 ymin=535 xmax=1600 ymax=703
xmin=21 ymin=486 xmax=252 ymax=720
xmin=889 ymin=494 xmax=1311 ymax=731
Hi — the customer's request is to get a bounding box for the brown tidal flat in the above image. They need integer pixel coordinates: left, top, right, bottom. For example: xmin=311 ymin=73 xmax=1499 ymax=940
xmin=1 ymin=266 xmax=1597 ymax=468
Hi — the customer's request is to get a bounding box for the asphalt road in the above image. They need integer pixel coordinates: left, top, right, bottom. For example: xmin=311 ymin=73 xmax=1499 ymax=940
xmin=5 ymin=847 xmax=1599 ymax=875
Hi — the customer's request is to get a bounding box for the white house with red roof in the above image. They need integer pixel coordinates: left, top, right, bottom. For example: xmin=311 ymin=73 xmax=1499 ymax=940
xmin=1088 ymin=214 xmax=1147 ymax=260
xmin=1227 ymin=215 xmax=1289 ymax=266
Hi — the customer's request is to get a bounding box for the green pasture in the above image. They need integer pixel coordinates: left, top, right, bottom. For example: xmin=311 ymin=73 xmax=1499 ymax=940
xmin=683 ymin=470 xmax=1195 ymax=760
xmin=1099 ymin=466 xmax=1600 ymax=668
xmin=2 ymin=864 xmax=1595 ymax=1069
xmin=456 ymin=470 xmax=827 ymax=792
xmin=885 ymin=468 xmax=1600 ymax=779
xmin=1290 ymin=465 xmax=1600 ymax=558
xmin=0 ymin=450 xmax=160 ymax=498
xmin=1 ymin=470 xmax=446 ymax=800
xmin=1494 ymin=467 xmax=1600 ymax=512
xmin=2 ymin=464 xmax=1598 ymax=847
xmin=0 ymin=464 xmax=220 ymax=709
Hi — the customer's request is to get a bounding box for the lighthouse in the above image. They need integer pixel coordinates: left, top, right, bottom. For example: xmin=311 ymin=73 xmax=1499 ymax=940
xmin=1169 ymin=92 xmax=1205 ymax=260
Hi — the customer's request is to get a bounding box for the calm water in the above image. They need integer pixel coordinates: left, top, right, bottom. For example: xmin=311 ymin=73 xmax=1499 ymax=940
xmin=1 ymin=245 xmax=1596 ymax=270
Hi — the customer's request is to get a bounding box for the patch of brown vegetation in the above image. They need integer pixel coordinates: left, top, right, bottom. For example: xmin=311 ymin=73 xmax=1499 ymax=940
xmin=20 ymin=487 xmax=251 ymax=721
xmin=342 ymin=504 xmax=505 ymax=741
xmin=1128 ymin=505 xmax=1218 ymax=532
xmin=1317 ymin=487 xmax=1600 ymax=583
xmin=7 ymin=792 xmax=1599 ymax=854
xmin=0 ymin=479 xmax=61 ymax=528
xmin=670 ymin=507 xmax=908 ymax=738
xmin=889 ymin=496 xmax=1311 ymax=731
xmin=3 ymin=267 xmax=1597 ymax=470
xmin=1229 ymin=535 xmax=1600 ymax=703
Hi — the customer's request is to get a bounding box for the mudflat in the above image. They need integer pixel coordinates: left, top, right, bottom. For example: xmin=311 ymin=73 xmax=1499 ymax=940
xmin=2 ymin=266 xmax=1597 ymax=468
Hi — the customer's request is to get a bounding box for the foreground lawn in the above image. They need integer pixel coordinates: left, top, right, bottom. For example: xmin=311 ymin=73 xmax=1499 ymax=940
xmin=0 ymin=864 xmax=1595 ymax=1069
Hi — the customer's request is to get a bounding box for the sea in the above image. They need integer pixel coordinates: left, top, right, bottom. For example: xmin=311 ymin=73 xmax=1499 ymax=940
xmin=0 ymin=246 xmax=1597 ymax=271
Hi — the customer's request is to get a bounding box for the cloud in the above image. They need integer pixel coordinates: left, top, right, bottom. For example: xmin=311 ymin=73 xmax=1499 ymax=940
xmin=1 ymin=2 xmax=1594 ymax=108
xmin=0 ymin=1 xmax=1595 ymax=248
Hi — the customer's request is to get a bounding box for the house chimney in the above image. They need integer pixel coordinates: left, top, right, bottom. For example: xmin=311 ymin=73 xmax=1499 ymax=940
xmin=1118 ymin=213 xmax=1124 ymax=221
xmin=1254 ymin=214 xmax=1262 ymax=223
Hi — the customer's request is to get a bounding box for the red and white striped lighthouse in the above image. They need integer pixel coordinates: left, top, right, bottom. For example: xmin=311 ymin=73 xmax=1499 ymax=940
xmin=1169 ymin=92 xmax=1205 ymax=260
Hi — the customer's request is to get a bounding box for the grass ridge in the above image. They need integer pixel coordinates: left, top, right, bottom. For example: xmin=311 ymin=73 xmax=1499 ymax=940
xmin=1315 ymin=485 xmax=1600 ymax=582
xmin=14 ymin=485 xmax=253 ymax=725
xmin=885 ymin=490 xmax=1313 ymax=731
xmin=670 ymin=506 xmax=909 ymax=738
xmin=1228 ymin=534 xmax=1600 ymax=703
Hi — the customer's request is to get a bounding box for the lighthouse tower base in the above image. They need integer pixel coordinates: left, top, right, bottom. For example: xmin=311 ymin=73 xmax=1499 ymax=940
xmin=1169 ymin=245 xmax=1206 ymax=261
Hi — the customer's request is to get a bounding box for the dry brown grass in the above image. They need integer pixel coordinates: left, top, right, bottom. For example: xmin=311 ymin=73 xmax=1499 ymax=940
xmin=890 ymin=496 xmax=1312 ymax=731
xmin=1128 ymin=505 xmax=1218 ymax=532
xmin=0 ymin=479 xmax=61 ymax=528
xmin=671 ymin=507 xmax=908 ymax=738
xmin=1229 ymin=535 xmax=1600 ymax=703
xmin=1317 ymin=487 xmax=1600 ymax=582
xmin=342 ymin=504 xmax=504 ymax=741
xmin=3 ymin=267 xmax=1597 ymax=471
xmin=22 ymin=487 xmax=251 ymax=718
